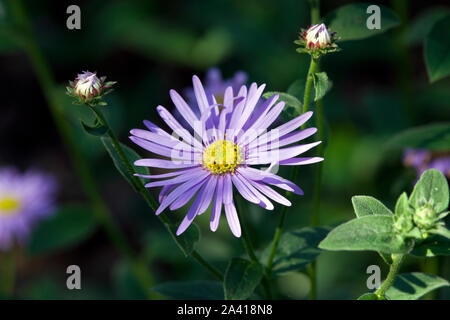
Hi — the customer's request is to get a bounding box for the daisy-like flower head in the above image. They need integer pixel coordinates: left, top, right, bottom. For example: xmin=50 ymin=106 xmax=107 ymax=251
xmin=67 ymin=71 xmax=116 ymax=105
xmin=0 ymin=168 xmax=57 ymax=250
xmin=130 ymin=76 xmax=323 ymax=237
xmin=295 ymin=23 xmax=339 ymax=58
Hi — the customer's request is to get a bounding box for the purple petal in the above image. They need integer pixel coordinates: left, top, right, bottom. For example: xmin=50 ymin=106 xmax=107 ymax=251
xmin=145 ymin=167 xmax=206 ymax=188
xmin=235 ymin=83 xmax=266 ymax=133
xmin=155 ymin=172 xmax=210 ymax=215
xmin=236 ymin=173 xmax=274 ymax=210
xmin=247 ymin=179 xmax=291 ymax=206
xmin=130 ymin=128 xmax=182 ymax=149
xmin=156 ymin=105 xmax=203 ymax=150
xmin=279 ymin=157 xmax=324 ymax=166
xmin=238 ymin=101 xmax=285 ymax=145
xmin=210 ymin=177 xmax=224 ymax=232
xmin=134 ymin=159 xmax=199 ymax=169
xmin=239 ymin=167 xmax=304 ymax=195
xmin=143 ymin=120 xmax=173 ymax=139
xmin=250 ymin=127 xmax=317 ymax=151
xmin=159 ymin=184 xmax=177 ymax=203
xmin=170 ymin=89 xmax=199 ymax=130
xmin=223 ymin=174 xmax=233 ymax=204
xmin=130 ymin=136 xmax=200 ymax=161
xmin=170 ymin=180 xmax=204 ymax=210
xmin=231 ymin=173 xmax=260 ymax=204
xmin=192 ymin=75 xmax=209 ymax=114
xmin=225 ymin=201 xmax=241 ymax=237
xmin=246 ymin=141 xmax=322 ymax=164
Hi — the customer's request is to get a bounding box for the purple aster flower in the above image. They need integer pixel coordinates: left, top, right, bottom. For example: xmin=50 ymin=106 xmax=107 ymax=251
xmin=403 ymin=148 xmax=450 ymax=179
xmin=0 ymin=168 xmax=57 ymax=250
xmin=130 ymin=75 xmax=323 ymax=237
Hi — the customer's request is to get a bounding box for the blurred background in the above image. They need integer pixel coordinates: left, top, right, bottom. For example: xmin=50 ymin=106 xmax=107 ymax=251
xmin=0 ymin=0 xmax=449 ymax=299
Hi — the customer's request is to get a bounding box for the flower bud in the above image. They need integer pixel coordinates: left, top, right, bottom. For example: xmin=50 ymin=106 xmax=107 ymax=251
xmin=295 ymin=23 xmax=339 ymax=58
xmin=67 ymin=71 xmax=116 ymax=106
xmin=305 ymin=24 xmax=332 ymax=49
xmin=413 ymin=206 xmax=436 ymax=230
xmin=74 ymin=71 xmax=102 ymax=100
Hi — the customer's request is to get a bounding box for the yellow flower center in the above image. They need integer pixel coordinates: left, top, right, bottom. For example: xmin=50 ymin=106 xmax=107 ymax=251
xmin=0 ymin=197 xmax=20 ymax=215
xmin=203 ymin=140 xmax=242 ymax=175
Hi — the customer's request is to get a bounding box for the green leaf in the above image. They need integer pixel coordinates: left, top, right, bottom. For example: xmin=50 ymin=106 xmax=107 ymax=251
xmin=224 ymin=258 xmax=263 ymax=300
xmin=411 ymin=235 xmax=450 ymax=257
xmin=406 ymin=8 xmax=450 ymax=45
xmin=153 ymin=281 xmax=224 ymax=300
xmin=101 ymin=137 xmax=149 ymax=192
xmin=430 ymin=225 xmax=450 ymax=239
xmin=163 ymin=215 xmax=200 ymax=257
xmin=27 ymin=205 xmax=97 ymax=256
xmin=395 ymin=192 xmax=411 ymax=216
xmin=357 ymin=292 xmax=385 ymax=300
xmin=425 ymin=15 xmax=450 ymax=82
xmin=262 ymin=91 xmax=303 ymax=115
xmin=409 ymin=169 xmax=449 ymax=213
xmin=385 ymin=123 xmax=450 ymax=151
xmin=351 ymin=196 xmax=393 ymax=218
xmin=319 ymin=215 xmax=411 ymax=254
xmin=312 ymin=72 xmax=332 ymax=101
xmin=325 ymin=3 xmax=400 ymax=41
xmin=80 ymin=119 xmax=108 ymax=137
xmin=260 ymin=226 xmax=330 ymax=275
xmin=386 ymin=273 xmax=449 ymax=300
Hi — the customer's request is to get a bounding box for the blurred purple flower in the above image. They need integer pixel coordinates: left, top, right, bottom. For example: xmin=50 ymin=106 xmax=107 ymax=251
xmin=0 ymin=168 xmax=57 ymax=250
xmin=130 ymin=75 xmax=322 ymax=237
xmin=403 ymin=148 xmax=450 ymax=179
xmin=184 ymin=68 xmax=248 ymax=107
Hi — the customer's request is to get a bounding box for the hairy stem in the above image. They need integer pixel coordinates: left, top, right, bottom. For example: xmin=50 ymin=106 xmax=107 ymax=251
xmin=90 ymin=106 xmax=223 ymax=281
xmin=9 ymin=0 xmax=156 ymax=299
xmin=375 ymin=254 xmax=405 ymax=298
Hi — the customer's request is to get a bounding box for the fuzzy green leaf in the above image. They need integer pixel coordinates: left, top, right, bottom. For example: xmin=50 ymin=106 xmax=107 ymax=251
xmin=263 ymin=91 xmax=303 ymax=115
xmin=386 ymin=273 xmax=449 ymax=300
xmin=325 ymin=3 xmax=400 ymax=41
xmin=425 ymin=15 xmax=450 ymax=82
xmin=406 ymin=8 xmax=450 ymax=45
xmin=409 ymin=169 xmax=449 ymax=213
xmin=312 ymin=72 xmax=332 ymax=101
xmin=260 ymin=226 xmax=330 ymax=275
xmin=319 ymin=215 xmax=410 ymax=254
xmin=163 ymin=216 xmax=200 ymax=257
xmin=80 ymin=119 xmax=108 ymax=137
xmin=385 ymin=123 xmax=450 ymax=151
xmin=352 ymin=196 xmax=393 ymax=218
xmin=224 ymin=258 xmax=263 ymax=300
xmin=101 ymin=137 xmax=149 ymax=192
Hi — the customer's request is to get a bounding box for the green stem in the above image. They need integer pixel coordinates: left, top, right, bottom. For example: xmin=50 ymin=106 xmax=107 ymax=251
xmin=9 ymin=0 xmax=156 ymax=299
xmin=265 ymin=0 xmax=322 ymax=287
xmin=90 ymin=106 xmax=223 ymax=282
xmin=191 ymin=252 xmax=224 ymax=282
xmin=235 ymin=198 xmax=272 ymax=299
xmin=306 ymin=0 xmax=323 ymax=299
xmin=302 ymin=58 xmax=319 ymax=115
xmin=375 ymin=254 xmax=405 ymax=298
